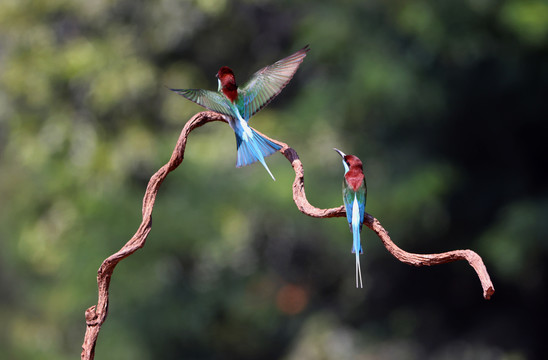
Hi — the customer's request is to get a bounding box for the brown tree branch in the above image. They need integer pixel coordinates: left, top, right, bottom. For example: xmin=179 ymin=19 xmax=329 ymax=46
xmin=81 ymin=111 xmax=494 ymax=359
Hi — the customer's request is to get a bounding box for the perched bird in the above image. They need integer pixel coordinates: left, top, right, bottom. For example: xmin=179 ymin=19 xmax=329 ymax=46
xmin=170 ymin=45 xmax=310 ymax=180
xmin=334 ymin=148 xmax=367 ymax=288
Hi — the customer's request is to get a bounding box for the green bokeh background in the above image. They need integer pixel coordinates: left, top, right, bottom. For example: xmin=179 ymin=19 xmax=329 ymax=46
xmin=1 ymin=0 xmax=547 ymax=359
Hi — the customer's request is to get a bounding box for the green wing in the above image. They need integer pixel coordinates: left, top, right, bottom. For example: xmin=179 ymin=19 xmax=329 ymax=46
xmin=239 ymin=45 xmax=309 ymax=120
xmin=170 ymin=88 xmax=235 ymax=118
xmin=343 ymin=183 xmax=356 ymax=225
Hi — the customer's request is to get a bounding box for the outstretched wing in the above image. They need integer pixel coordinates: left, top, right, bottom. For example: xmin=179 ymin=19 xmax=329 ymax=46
xmin=240 ymin=45 xmax=309 ymax=119
xmin=170 ymin=88 xmax=235 ymax=118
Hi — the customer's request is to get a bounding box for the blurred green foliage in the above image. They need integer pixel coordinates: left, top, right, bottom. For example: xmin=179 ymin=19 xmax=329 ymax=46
xmin=1 ymin=0 xmax=546 ymax=359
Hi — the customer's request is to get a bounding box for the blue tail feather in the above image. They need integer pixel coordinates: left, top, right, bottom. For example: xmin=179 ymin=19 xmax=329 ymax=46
xmin=352 ymin=221 xmax=363 ymax=288
xmin=235 ymin=129 xmax=281 ymax=179
xmin=348 ymin=223 xmax=363 ymax=254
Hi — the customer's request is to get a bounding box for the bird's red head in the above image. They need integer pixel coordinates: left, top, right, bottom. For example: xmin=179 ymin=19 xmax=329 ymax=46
xmin=217 ymin=66 xmax=236 ymax=84
xmin=216 ymin=66 xmax=238 ymax=102
xmin=344 ymin=154 xmax=364 ymax=170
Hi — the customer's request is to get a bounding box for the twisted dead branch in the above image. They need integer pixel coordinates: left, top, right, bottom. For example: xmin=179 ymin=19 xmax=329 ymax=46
xmin=81 ymin=111 xmax=494 ymax=360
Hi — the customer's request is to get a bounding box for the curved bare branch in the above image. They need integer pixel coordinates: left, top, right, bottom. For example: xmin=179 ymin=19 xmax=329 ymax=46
xmin=81 ymin=111 xmax=494 ymax=359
